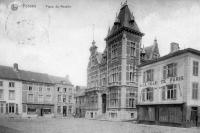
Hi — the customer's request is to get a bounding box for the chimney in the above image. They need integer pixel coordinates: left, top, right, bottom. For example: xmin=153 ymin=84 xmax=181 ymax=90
xmin=13 ymin=63 xmax=19 ymax=71
xmin=170 ymin=42 xmax=180 ymax=53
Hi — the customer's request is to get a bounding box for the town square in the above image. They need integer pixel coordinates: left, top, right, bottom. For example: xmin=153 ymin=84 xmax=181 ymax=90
xmin=0 ymin=0 xmax=200 ymax=132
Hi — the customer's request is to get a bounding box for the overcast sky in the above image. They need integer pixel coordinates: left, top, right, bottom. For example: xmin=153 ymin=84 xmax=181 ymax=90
xmin=0 ymin=0 xmax=200 ymax=86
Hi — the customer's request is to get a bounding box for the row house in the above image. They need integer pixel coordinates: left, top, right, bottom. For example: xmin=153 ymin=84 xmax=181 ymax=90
xmin=0 ymin=63 xmax=74 ymax=118
xmin=0 ymin=64 xmax=22 ymax=117
xmin=137 ymin=43 xmax=200 ymax=127
xmin=75 ymin=86 xmax=87 ymax=118
xmin=50 ymin=76 xmax=75 ymax=117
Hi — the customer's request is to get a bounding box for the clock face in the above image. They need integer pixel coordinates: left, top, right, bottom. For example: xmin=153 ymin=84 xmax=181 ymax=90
xmin=5 ymin=0 xmax=51 ymax=45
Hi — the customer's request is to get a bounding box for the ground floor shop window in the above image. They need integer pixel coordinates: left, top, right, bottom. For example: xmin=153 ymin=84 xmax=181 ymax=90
xmin=43 ymin=108 xmax=51 ymax=114
xmin=27 ymin=107 xmax=36 ymax=114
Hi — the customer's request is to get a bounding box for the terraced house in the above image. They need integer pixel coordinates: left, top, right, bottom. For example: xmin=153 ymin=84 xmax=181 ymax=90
xmin=137 ymin=43 xmax=200 ymax=127
xmin=85 ymin=2 xmax=159 ymax=121
xmin=0 ymin=63 xmax=74 ymax=118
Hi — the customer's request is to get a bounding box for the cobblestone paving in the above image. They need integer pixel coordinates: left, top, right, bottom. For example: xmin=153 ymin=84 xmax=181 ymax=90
xmin=0 ymin=118 xmax=199 ymax=133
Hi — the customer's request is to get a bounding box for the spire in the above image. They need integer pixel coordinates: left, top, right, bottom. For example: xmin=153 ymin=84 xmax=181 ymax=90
xmin=106 ymin=3 xmax=143 ymax=40
xmin=121 ymin=0 xmax=127 ymax=9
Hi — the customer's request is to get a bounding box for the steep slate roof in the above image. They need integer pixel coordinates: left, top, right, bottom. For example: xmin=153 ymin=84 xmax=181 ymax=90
xmin=139 ymin=48 xmax=200 ymax=67
xmin=48 ymin=75 xmax=72 ymax=85
xmin=0 ymin=64 xmax=72 ymax=84
xmin=0 ymin=65 xmax=20 ymax=80
xmin=107 ymin=4 xmax=143 ymax=39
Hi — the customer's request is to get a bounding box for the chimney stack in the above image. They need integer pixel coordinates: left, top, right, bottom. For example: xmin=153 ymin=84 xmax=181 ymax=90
xmin=13 ymin=63 xmax=19 ymax=72
xmin=170 ymin=42 xmax=180 ymax=53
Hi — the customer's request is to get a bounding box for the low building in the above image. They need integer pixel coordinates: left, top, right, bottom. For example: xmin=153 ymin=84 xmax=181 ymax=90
xmin=75 ymin=86 xmax=86 ymax=118
xmin=137 ymin=44 xmax=200 ymax=127
xmin=49 ymin=75 xmax=75 ymax=117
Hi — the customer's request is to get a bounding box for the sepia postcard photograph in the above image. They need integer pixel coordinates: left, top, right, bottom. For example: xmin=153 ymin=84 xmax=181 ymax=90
xmin=0 ymin=0 xmax=200 ymax=133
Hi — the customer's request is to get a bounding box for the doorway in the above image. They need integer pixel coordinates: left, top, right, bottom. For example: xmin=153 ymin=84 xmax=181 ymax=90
xmin=191 ymin=107 xmax=198 ymax=126
xmin=40 ymin=108 xmax=43 ymax=116
xmin=63 ymin=106 xmax=67 ymax=117
xmin=102 ymin=94 xmax=106 ymax=113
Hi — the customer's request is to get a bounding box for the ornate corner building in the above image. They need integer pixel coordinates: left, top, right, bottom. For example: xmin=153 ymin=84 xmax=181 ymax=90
xmin=85 ymin=3 xmax=160 ymax=121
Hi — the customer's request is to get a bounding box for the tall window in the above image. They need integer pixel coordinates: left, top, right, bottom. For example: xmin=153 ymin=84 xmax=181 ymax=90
xmin=63 ymin=88 xmax=67 ymax=92
xmin=130 ymin=42 xmax=136 ymax=57
xmin=163 ymin=63 xmax=177 ymax=79
xmin=192 ymin=82 xmax=198 ymax=100
xmin=46 ymin=95 xmax=51 ymax=102
xmin=109 ymin=88 xmax=120 ymax=108
xmin=143 ymin=69 xmax=154 ymax=82
xmin=58 ymin=95 xmax=61 ymax=102
xmin=141 ymin=88 xmax=153 ymax=101
xmin=9 ymin=82 xmax=15 ymax=87
xmin=9 ymin=103 xmax=15 ymax=113
xmin=0 ymin=89 xmax=3 ymax=100
xmin=127 ymin=65 xmax=135 ymax=82
xmin=38 ymin=95 xmax=43 ymax=103
xmin=28 ymin=94 xmax=34 ymax=102
xmin=126 ymin=88 xmax=136 ymax=108
xmin=193 ymin=61 xmax=199 ymax=76
xmin=29 ymin=86 xmax=32 ymax=91
xmin=109 ymin=66 xmax=120 ymax=83
xmin=111 ymin=43 xmax=118 ymax=59
xmin=9 ymin=90 xmax=15 ymax=100
xmin=167 ymin=84 xmax=177 ymax=99
xmin=0 ymin=81 xmax=3 ymax=86
xmin=63 ymin=94 xmax=66 ymax=102
xmin=39 ymin=87 xmax=42 ymax=92
xmin=57 ymin=87 xmax=60 ymax=92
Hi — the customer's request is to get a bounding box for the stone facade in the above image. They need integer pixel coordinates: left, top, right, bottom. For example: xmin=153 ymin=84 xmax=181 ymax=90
xmin=85 ymin=3 xmax=153 ymax=121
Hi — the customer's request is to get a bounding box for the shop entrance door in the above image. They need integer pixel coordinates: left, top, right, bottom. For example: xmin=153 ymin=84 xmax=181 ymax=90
xmin=191 ymin=107 xmax=198 ymax=126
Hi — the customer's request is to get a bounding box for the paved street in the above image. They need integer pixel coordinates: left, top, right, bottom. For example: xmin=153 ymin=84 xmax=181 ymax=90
xmin=0 ymin=118 xmax=199 ymax=133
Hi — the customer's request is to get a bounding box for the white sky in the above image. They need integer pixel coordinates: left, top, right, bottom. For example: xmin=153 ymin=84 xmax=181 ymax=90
xmin=0 ymin=0 xmax=200 ymax=86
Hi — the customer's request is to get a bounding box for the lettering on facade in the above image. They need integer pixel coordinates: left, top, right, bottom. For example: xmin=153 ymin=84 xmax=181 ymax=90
xmin=140 ymin=76 xmax=184 ymax=87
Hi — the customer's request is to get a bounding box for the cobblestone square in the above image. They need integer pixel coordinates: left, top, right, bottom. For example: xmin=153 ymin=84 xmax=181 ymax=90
xmin=0 ymin=118 xmax=199 ymax=133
